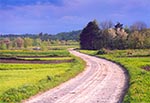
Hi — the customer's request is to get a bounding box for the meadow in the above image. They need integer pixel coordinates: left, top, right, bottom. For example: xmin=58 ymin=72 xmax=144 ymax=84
xmin=0 ymin=49 xmax=70 ymax=57
xmin=0 ymin=46 xmax=85 ymax=103
xmin=79 ymin=49 xmax=150 ymax=103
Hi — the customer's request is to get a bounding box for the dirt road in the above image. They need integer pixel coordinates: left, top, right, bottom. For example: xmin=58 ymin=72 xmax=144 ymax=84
xmin=24 ymin=49 xmax=128 ymax=103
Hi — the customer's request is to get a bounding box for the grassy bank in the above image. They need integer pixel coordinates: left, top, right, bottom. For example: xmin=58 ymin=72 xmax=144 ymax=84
xmin=79 ymin=49 xmax=150 ymax=103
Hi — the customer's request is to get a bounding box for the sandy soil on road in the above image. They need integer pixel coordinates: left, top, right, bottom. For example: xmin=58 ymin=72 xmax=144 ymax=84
xmin=24 ymin=49 xmax=128 ymax=103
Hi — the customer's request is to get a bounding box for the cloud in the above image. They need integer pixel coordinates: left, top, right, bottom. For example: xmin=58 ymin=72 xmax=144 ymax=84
xmin=0 ymin=0 xmax=150 ymax=34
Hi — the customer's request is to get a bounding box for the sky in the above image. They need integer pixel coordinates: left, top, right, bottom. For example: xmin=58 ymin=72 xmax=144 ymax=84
xmin=0 ymin=0 xmax=150 ymax=34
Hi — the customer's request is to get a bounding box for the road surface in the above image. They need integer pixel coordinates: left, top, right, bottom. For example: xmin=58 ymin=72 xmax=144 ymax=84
xmin=24 ymin=49 xmax=128 ymax=103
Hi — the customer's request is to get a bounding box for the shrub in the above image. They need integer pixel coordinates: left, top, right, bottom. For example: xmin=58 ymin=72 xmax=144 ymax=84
xmin=96 ymin=48 xmax=108 ymax=55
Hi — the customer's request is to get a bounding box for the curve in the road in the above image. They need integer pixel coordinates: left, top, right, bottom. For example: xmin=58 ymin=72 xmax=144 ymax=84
xmin=24 ymin=49 xmax=128 ymax=103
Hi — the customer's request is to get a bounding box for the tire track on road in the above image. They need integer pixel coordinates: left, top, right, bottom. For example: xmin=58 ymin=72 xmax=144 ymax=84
xmin=24 ymin=49 xmax=128 ymax=103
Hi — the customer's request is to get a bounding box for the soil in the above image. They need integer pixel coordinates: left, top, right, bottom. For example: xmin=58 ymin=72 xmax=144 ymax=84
xmin=16 ymin=56 xmax=68 ymax=58
xmin=0 ymin=58 xmax=74 ymax=64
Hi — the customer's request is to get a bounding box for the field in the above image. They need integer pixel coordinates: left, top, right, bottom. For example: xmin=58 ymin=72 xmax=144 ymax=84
xmin=79 ymin=49 xmax=150 ymax=103
xmin=0 ymin=49 xmax=70 ymax=57
xmin=0 ymin=47 xmax=85 ymax=103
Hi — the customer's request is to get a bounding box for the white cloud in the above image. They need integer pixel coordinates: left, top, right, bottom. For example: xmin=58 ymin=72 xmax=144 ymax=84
xmin=0 ymin=0 xmax=150 ymax=33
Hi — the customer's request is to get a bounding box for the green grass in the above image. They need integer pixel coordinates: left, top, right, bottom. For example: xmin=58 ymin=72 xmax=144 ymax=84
xmin=79 ymin=49 xmax=150 ymax=103
xmin=0 ymin=47 xmax=85 ymax=103
xmin=0 ymin=56 xmax=85 ymax=103
xmin=22 ymin=57 xmax=73 ymax=61
xmin=0 ymin=61 xmax=73 ymax=70
xmin=0 ymin=49 xmax=70 ymax=57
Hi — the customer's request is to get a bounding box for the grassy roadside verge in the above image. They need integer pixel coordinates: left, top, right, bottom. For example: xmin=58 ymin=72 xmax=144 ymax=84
xmin=79 ymin=49 xmax=150 ymax=103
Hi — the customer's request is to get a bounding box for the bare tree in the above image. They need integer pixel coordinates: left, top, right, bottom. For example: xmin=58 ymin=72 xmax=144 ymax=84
xmin=100 ymin=20 xmax=114 ymax=30
xmin=130 ymin=21 xmax=147 ymax=31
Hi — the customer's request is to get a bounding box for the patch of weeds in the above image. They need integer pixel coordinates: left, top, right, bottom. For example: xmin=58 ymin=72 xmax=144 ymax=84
xmin=0 ymin=84 xmax=39 ymax=103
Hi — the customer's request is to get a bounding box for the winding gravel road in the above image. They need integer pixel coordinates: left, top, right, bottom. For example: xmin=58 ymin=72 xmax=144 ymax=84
xmin=24 ymin=49 xmax=128 ymax=103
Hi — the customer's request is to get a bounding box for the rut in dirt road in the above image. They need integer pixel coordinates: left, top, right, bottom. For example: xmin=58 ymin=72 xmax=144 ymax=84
xmin=24 ymin=49 xmax=128 ymax=103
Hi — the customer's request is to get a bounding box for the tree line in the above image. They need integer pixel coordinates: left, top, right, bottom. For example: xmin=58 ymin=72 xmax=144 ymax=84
xmin=0 ymin=30 xmax=80 ymax=50
xmin=0 ymin=30 xmax=81 ymax=41
xmin=0 ymin=37 xmax=77 ymax=50
xmin=80 ymin=20 xmax=150 ymax=50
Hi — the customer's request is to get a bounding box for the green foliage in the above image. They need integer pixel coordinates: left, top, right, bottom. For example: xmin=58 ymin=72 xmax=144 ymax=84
xmin=127 ymin=31 xmax=144 ymax=49
xmin=80 ymin=20 xmax=150 ymax=50
xmin=24 ymin=38 xmax=33 ymax=48
xmin=80 ymin=49 xmax=150 ymax=102
xmin=40 ymin=41 xmax=49 ymax=51
xmin=32 ymin=38 xmax=41 ymax=46
xmin=0 ymin=42 xmax=7 ymax=50
xmin=80 ymin=20 xmax=100 ymax=50
xmin=0 ymin=30 xmax=81 ymax=41
xmin=0 ymin=38 xmax=79 ymax=53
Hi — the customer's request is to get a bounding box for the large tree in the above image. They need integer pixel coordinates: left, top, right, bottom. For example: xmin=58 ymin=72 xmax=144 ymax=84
xmin=80 ymin=20 xmax=100 ymax=50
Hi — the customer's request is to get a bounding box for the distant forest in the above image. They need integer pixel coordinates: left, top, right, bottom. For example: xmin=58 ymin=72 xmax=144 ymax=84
xmin=0 ymin=30 xmax=81 ymax=41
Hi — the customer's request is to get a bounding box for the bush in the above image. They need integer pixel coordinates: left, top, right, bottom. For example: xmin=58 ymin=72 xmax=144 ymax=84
xmin=96 ymin=48 xmax=108 ymax=55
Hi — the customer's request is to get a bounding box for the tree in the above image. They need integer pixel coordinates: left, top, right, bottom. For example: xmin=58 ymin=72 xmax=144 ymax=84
xmin=3 ymin=38 xmax=11 ymax=49
xmin=128 ymin=31 xmax=145 ymax=49
xmin=33 ymin=38 xmax=41 ymax=46
xmin=141 ymin=30 xmax=150 ymax=48
xmin=144 ymin=36 xmax=150 ymax=48
xmin=16 ymin=37 xmax=24 ymax=48
xmin=79 ymin=20 xmax=150 ymax=50
xmin=24 ymin=38 xmax=33 ymax=48
xmin=100 ymin=20 xmax=113 ymax=30
xmin=124 ymin=25 xmax=131 ymax=34
xmin=113 ymin=36 xmax=128 ymax=49
xmin=101 ymin=30 xmax=115 ymax=49
xmin=115 ymin=22 xmax=123 ymax=30
xmin=130 ymin=21 xmax=147 ymax=31
xmin=0 ymin=40 xmax=7 ymax=50
xmin=80 ymin=20 xmax=100 ymax=50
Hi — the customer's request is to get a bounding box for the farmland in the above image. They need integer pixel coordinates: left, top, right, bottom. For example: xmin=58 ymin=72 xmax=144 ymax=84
xmin=79 ymin=49 xmax=150 ymax=102
xmin=0 ymin=49 xmax=70 ymax=57
xmin=0 ymin=48 xmax=85 ymax=103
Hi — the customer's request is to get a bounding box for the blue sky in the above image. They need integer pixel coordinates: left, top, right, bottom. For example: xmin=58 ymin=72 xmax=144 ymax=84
xmin=0 ymin=0 xmax=150 ymax=34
